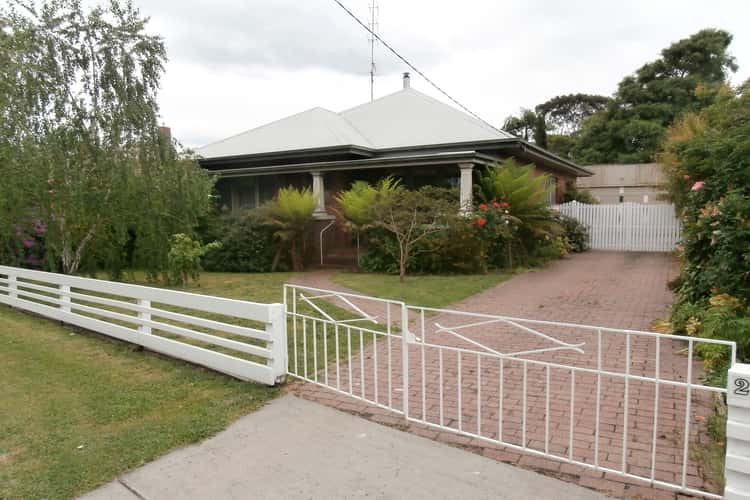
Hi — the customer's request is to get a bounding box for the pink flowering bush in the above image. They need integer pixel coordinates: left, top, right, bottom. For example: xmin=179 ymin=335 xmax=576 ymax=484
xmin=661 ymin=85 xmax=750 ymax=378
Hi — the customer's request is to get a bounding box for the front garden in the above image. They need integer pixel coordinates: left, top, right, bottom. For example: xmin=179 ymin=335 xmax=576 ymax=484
xmin=195 ymin=159 xmax=589 ymax=287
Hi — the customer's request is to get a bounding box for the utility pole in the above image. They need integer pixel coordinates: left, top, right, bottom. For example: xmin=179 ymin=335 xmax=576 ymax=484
xmin=368 ymin=0 xmax=378 ymax=101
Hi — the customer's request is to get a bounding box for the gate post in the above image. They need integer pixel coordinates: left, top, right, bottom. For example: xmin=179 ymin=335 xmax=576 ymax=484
xmin=401 ymin=303 xmax=410 ymax=419
xmin=266 ymin=303 xmax=288 ymax=385
xmin=725 ymin=363 xmax=750 ymax=499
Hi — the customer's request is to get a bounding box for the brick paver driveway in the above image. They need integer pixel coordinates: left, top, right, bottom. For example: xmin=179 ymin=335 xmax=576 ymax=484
xmin=290 ymin=252 xmax=722 ymax=499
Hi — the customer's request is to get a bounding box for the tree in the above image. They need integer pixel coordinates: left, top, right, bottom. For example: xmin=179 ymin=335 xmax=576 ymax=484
xmin=503 ymin=108 xmax=540 ymax=142
xmin=504 ymin=94 xmax=610 ymax=152
xmin=368 ymin=187 xmax=455 ymax=282
xmin=0 ymin=0 xmax=213 ymax=275
xmin=574 ymin=29 xmax=737 ymax=164
xmin=535 ymin=94 xmax=611 ymax=136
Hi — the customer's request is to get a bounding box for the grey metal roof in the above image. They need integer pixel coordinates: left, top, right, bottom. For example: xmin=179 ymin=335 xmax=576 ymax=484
xmin=197 ymin=107 xmax=374 ymax=158
xmin=197 ymin=88 xmax=513 ymax=159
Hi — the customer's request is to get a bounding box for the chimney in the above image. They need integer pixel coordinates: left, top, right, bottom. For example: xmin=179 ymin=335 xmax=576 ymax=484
xmin=158 ymin=126 xmax=172 ymax=142
xmin=402 ymin=72 xmax=410 ymax=89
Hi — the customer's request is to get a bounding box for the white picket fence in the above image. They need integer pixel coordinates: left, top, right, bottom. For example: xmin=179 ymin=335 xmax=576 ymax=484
xmin=0 ymin=266 xmax=287 ymax=385
xmin=554 ymin=201 xmax=682 ymax=252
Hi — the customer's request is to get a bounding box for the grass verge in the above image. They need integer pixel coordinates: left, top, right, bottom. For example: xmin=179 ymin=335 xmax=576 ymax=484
xmin=330 ymin=271 xmax=513 ymax=308
xmin=0 ymin=305 xmax=279 ymax=499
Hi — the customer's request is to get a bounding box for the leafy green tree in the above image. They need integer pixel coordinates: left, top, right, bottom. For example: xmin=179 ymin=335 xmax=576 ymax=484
xmin=574 ymin=29 xmax=737 ymax=163
xmin=503 ymin=108 xmax=540 ymax=142
xmin=261 ymin=187 xmax=316 ymax=271
xmin=533 ymin=94 xmax=611 ymax=153
xmin=504 ymin=95 xmax=610 ymax=152
xmin=368 ymin=186 xmax=455 ymax=282
xmin=535 ymin=94 xmax=612 ymax=136
xmin=0 ymin=0 xmax=213 ymax=275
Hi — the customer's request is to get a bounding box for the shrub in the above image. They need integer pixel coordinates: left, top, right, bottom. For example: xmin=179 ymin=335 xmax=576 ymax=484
xmin=260 ymin=187 xmax=316 ymax=271
xmin=563 ymin=182 xmax=599 ymax=204
xmin=477 ymin=160 xmax=562 ymax=265
xmin=672 ymin=295 xmax=750 ymax=386
xmin=660 ymin=86 xmax=750 ymax=380
xmin=166 ymin=234 xmax=221 ymax=286
xmin=361 ymin=216 xmax=487 ymax=275
xmin=660 ymin=87 xmax=750 ymax=304
xmin=201 ymin=213 xmax=281 ymax=272
xmin=335 ymin=177 xmax=401 ymax=264
xmin=557 ymin=214 xmax=589 ymax=252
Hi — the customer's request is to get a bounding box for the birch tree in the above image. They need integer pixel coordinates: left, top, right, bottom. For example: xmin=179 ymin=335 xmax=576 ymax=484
xmin=0 ymin=0 xmax=212 ymax=275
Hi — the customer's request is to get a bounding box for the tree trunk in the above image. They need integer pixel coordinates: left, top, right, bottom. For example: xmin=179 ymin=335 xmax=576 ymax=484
xmin=399 ymin=242 xmax=407 ymax=283
xmin=271 ymin=246 xmax=283 ymax=271
xmin=291 ymin=239 xmax=303 ymax=272
xmin=355 ymin=232 xmax=360 ymax=268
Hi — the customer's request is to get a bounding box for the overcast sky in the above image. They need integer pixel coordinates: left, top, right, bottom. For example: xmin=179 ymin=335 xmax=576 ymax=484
xmin=141 ymin=0 xmax=750 ymax=149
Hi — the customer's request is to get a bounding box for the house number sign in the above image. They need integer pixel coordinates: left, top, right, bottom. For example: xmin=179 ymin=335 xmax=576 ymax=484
xmin=734 ymin=377 xmax=750 ymax=396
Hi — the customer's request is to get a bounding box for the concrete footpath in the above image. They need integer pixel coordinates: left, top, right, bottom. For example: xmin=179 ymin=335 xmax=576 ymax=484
xmin=81 ymin=395 xmax=606 ymax=500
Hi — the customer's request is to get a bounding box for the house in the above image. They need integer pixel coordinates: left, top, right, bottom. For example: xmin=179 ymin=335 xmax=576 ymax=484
xmin=197 ymin=73 xmax=592 ymax=264
xmin=574 ymin=163 xmax=668 ymax=204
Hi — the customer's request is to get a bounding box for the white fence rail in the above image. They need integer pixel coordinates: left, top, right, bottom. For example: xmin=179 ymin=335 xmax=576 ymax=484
xmin=0 ymin=266 xmax=286 ymax=385
xmin=555 ymin=201 xmax=682 ymax=252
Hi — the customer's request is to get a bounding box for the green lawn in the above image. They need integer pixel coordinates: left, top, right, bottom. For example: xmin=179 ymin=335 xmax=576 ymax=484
xmin=0 ymin=269 xmax=509 ymax=499
xmin=0 ymin=305 xmax=280 ymax=500
xmin=124 ymin=270 xmax=297 ymax=303
xmin=330 ymin=271 xmax=513 ymax=308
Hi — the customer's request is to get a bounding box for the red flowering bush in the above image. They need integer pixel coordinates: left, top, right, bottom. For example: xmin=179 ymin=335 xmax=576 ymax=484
xmin=470 ymin=199 xmax=518 ymax=268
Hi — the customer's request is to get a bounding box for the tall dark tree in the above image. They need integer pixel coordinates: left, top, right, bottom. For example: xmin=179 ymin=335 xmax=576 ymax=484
xmin=573 ymin=29 xmax=737 ymax=164
xmin=535 ymin=94 xmax=612 ymax=136
xmin=503 ymin=108 xmax=539 ymax=142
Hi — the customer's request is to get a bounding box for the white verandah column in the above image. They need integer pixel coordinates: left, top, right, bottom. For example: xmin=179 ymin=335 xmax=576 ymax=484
xmin=311 ymin=171 xmax=327 ymax=218
xmin=458 ymin=163 xmax=474 ymax=214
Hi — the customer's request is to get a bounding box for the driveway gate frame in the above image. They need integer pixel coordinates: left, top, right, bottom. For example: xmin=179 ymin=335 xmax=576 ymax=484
xmin=284 ymin=283 xmax=736 ymax=498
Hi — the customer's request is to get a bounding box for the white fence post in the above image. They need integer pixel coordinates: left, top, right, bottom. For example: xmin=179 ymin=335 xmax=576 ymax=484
xmin=8 ymin=273 xmax=17 ymax=299
xmin=725 ymin=363 xmax=750 ymax=499
xmin=138 ymin=299 xmax=151 ymax=334
xmin=266 ymin=303 xmax=287 ymax=384
xmin=59 ymin=284 xmax=71 ymax=313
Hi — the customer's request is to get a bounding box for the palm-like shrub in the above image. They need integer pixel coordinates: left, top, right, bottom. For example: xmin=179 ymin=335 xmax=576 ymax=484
xmin=335 ymin=177 xmax=401 ymax=263
xmin=477 ymin=159 xmax=561 ymax=263
xmin=335 ymin=181 xmax=377 ymax=229
xmin=335 ymin=176 xmax=401 ymax=224
xmin=261 ymin=186 xmax=316 ymax=271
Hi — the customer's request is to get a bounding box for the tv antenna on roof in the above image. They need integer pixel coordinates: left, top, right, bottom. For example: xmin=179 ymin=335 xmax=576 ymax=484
xmin=368 ymin=0 xmax=378 ymax=101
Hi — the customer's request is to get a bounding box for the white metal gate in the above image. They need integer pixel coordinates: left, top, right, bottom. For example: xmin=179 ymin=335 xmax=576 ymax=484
xmin=555 ymin=201 xmax=683 ymax=252
xmin=285 ymin=284 xmax=735 ymax=498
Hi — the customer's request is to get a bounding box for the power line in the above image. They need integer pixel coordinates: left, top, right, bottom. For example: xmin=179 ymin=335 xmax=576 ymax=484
xmin=331 ymin=0 xmax=501 ymax=132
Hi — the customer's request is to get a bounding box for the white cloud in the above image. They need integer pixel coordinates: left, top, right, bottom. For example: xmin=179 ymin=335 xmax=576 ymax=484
xmin=142 ymin=0 xmax=750 ymax=148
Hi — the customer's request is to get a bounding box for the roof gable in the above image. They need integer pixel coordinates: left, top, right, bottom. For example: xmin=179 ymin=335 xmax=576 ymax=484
xmin=196 ymin=88 xmax=515 ymax=159
xmin=341 ymin=88 xmax=512 ymax=148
